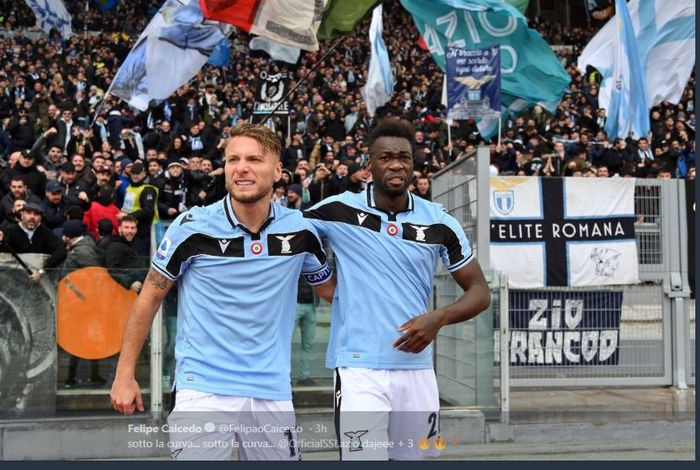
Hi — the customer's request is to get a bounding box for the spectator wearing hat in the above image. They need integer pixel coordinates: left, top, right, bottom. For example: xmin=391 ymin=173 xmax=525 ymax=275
xmin=57 ymin=161 xmax=91 ymax=211
xmin=0 ymin=202 xmax=67 ymax=282
xmin=94 ymin=164 xmax=114 ymax=190
xmin=160 ymin=160 xmax=188 ymax=220
xmin=0 ymin=150 xmax=46 ymax=197
xmin=118 ymin=161 xmax=158 ymax=256
xmin=332 ymin=162 xmax=367 ymax=195
xmin=60 ymin=219 xmax=107 ymax=388
xmin=60 ymin=220 xmax=102 ymax=275
xmin=42 ymin=180 xmax=67 ymax=231
xmin=84 ymin=185 xmax=120 ymax=239
xmin=286 ymin=183 xmax=312 ymax=211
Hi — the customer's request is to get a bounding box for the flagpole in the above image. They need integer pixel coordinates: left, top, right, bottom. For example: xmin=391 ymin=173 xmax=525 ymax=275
xmin=497 ymin=114 xmax=502 ymax=147
xmin=260 ymin=36 xmax=346 ymax=122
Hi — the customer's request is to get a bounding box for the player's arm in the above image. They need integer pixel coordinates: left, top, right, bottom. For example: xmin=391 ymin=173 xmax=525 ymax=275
xmin=111 ymin=268 xmax=174 ymax=415
xmin=394 ymin=259 xmax=491 ymax=353
xmin=312 ymin=273 xmax=336 ymax=303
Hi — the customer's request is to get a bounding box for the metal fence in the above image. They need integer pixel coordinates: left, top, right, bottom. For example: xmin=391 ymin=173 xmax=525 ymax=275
xmin=431 ymin=151 xmax=694 ymax=393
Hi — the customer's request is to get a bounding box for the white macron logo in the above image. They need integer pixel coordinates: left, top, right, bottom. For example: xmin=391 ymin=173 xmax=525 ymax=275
xmin=357 ymin=212 xmax=368 ymax=225
xmin=218 ymin=239 xmax=230 ymax=254
xmin=276 ymin=235 xmax=296 ymax=254
xmin=411 ymin=225 xmax=428 ymax=242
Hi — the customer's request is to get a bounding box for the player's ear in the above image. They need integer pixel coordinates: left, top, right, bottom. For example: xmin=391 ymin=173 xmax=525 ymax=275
xmin=273 ymin=161 xmax=282 ymax=182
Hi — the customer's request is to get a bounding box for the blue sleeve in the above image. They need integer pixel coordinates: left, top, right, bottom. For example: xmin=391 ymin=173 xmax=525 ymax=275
xmin=151 ymin=211 xmax=198 ymax=280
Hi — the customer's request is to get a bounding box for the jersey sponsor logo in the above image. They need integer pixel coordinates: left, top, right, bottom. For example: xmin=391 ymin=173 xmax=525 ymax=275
xmin=357 ymin=212 xmax=369 ymax=225
xmin=344 ymin=430 xmax=368 ymax=452
xmin=218 ymin=239 xmax=231 ymax=254
xmin=276 ymin=234 xmax=296 ymax=254
xmin=410 ymin=225 xmax=429 ymax=242
xmin=156 ymin=237 xmax=172 ymax=260
xmin=179 ymin=213 xmax=195 ymax=225
xmin=386 ymin=223 xmax=399 ymax=236
xmin=251 ymin=241 xmax=263 ymax=255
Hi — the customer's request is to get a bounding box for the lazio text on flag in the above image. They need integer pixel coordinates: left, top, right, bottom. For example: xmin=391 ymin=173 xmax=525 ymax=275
xmin=401 ymin=0 xmax=569 ymax=137
xmin=25 ymin=0 xmax=72 ymax=39
xmin=110 ymin=0 xmax=233 ymax=111
xmin=490 ymin=177 xmax=639 ymax=288
xmin=578 ymin=1 xmax=695 ymax=113
xmin=446 ymin=46 xmax=501 ymax=121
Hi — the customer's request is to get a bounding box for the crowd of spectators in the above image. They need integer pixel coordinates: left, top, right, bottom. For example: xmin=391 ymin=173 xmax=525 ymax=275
xmin=0 ymin=0 xmax=695 ymax=257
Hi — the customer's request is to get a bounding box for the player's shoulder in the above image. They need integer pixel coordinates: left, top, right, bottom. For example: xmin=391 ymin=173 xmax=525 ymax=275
xmin=274 ymin=205 xmax=319 ymax=232
xmin=412 ymin=195 xmax=449 ymax=222
xmin=305 ymin=191 xmax=364 ymax=218
xmin=168 ymin=200 xmax=220 ymax=233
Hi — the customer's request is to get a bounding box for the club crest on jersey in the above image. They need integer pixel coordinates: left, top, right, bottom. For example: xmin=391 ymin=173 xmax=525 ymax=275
xmin=411 ymin=225 xmax=429 ymax=242
xmin=386 ymin=224 xmax=399 ymax=236
xmin=344 ymin=430 xmax=368 ymax=452
xmin=156 ymin=237 xmax=172 ymax=260
xmin=251 ymin=241 xmax=263 ymax=255
xmin=276 ymin=234 xmax=296 ymax=254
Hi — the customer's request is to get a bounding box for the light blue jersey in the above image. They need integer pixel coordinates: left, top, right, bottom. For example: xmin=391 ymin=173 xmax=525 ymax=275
xmin=304 ymin=183 xmax=473 ymax=370
xmin=152 ymin=196 xmax=332 ymax=400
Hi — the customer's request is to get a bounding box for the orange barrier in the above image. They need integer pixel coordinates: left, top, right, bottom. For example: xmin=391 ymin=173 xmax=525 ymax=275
xmin=56 ymin=267 xmax=137 ymax=359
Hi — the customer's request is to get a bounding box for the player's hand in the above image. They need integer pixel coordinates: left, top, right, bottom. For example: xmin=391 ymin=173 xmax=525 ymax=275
xmin=130 ymin=281 xmax=143 ymax=292
xmin=111 ymin=376 xmax=144 ymax=415
xmin=393 ymin=310 xmax=446 ymax=353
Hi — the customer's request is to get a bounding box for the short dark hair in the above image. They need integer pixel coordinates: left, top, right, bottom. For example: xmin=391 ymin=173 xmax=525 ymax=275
xmin=66 ymin=205 xmax=85 ymax=221
xmin=120 ymin=215 xmax=138 ymax=225
xmin=97 ymin=218 xmax=114 ymax=236
xmin=367 ymin=119 xmax=414 ymax=151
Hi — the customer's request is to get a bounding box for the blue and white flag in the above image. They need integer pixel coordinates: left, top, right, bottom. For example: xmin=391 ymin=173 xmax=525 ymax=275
xmin=207 ymin=38 xmax=230 ymax=66
xmin=110 ymin=0 xmax=233 ymax=111
xmin=361 ymin=4 xmax=394 ymax=117
xmin=490 ymin=177 xmax=639 ymax=288
xmin=401 ymin=0 xmax=569 ymax=138
xmin=578 ymin=0 xmax=695 ymax=137
xmin=605 ymin=0 xmax=649 ymax=139
xmin=446 ymin=46 xmax=501 ymax=121
xmin=25 ymin=0 xmax=72 ymax=39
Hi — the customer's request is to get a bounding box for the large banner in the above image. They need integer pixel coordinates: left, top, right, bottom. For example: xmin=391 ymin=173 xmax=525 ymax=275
xmin=507 ymin=290 xmax=622 ymax=366
xmin=446 ymin=46 xmax=501 ymax=121
xmin=253 ymin=70 xmax=290 ymax=115
xmin=491 ymin=177 xmax=639 ymax=288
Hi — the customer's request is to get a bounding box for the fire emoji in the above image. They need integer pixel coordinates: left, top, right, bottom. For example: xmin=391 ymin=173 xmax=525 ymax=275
xmin=418 ymin=437 xmax=430 ymax=450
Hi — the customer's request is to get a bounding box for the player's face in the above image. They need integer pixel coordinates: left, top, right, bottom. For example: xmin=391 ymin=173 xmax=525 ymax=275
xmin=224 ymin=136 xmax=281 ymax=205
xmin=369 ymin=136 xmax=413 ymax=197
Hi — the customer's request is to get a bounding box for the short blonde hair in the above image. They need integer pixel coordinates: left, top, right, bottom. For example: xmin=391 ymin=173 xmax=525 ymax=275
xmin=228 ymin=123 xmax=281 ymax=159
